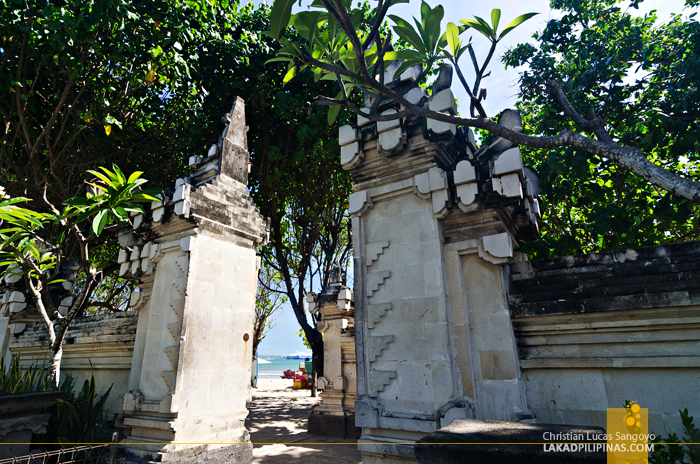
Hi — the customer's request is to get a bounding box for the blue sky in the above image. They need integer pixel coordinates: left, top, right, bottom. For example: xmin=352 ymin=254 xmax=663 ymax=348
xmin=252 ymin=0 xmax=690 ymax=355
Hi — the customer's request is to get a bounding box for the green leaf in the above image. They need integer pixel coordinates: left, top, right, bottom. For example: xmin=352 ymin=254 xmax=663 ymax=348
xmin=446 ymin=22 xmax=460 ymax=58
xmin=389 ymin=15 xmax=427 ymax=54
xmin=498 ymin=12 xmax=539 ymax=40
xmin=420 ymin=1 xmax=431 ymax=22
xmin=86 ymin=170 xmax=112 ymax=185
xmin=424 ymin=4 xmax=444 ymax=53
xmin=269 ymin=0 xmax=296 ymax=39
xmin=111 ymin=164 xmax=126 ymax=185
xmin=461 ymin=18 xmax=493 ymax=40
xmin=282 ymin=65 xmax=296 ymax=84
xmin=127 ymin=171 xmax=144 ymax=184
xmin=491 ymin=9 xmax=501 ymax=35
xmin=328 ymin=104 xmax=341 ymax=125
xmin=92 ymin=210 xmax=108 ymax=236
xmin=293 ymin=11 xmax=322 ymax=46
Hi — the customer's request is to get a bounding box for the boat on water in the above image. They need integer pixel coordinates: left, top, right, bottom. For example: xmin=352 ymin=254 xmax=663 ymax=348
xmin=284 ymin=351 xmax=312 ymax=360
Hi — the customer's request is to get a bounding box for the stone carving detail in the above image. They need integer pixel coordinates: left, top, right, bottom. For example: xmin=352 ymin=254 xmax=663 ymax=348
xmin=367 ymin=303 xmax=392 ymax=329
xmin=349 ymin=190 xmax=373 ymax=217
xmin=317 ymin=376 xmax=330 ymax=389
xmin=366 ymin=271 xmax=391 ymax=298
xmin=339 ymin=124 xmax=364 ymax=170
xmin=355 ymin=399 xmax=379 ymax=427
xmin=377 ymin=109 xmax=405 ymax=156
xmin=0 ymin=413 xmax=50 ymax=436
xmin=478 ymin=233 xmax=514 ymax=265
xmin=366 ymin=241 xmax=390 ymax=267
xmin=370 ymin=370 xmax=397 ymax=396
xmin=334 ymin=376 xmax=348 ymax=390
xmin=426 ymin=89 xmax=457 ymax=136
xmin=413 ymin=167 xmax=450 ymax=218
xmin=368 ymin=335 xmax=394 ymax=363
xmin=1 ymin=291 xmax=27 ymax=316
xmin=161 ymin=254 xmax=188 ymax=392
xmin=119 ymin=241 xmax=161 ymax=278
xmin=454 ymin=160 xmax=479 ymax=212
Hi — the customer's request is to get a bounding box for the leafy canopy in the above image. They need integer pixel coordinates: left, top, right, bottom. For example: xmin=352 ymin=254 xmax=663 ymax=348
xmin=504 ymin=0 xmax=700 ymax=257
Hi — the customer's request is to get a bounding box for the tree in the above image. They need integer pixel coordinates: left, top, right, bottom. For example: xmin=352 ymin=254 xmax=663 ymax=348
xmin=252 ymin=264 xmax=287 ymax=360
xmin=503 ymin=0 xmax=700 ymax=257
xmin=265 ymin=0 xmax=700 ymax=203
xmin=249 ymin=71 xmax=353 ymax=397
xmin=0 ymin=0 xmax=268 ymax=317
xmin=182 ymin=2 xmax=354 ymax=397
xmin=0 ymin=0 xmax=227 ymax=204
xmin=0 ymin=166 xmax=156 ymax=385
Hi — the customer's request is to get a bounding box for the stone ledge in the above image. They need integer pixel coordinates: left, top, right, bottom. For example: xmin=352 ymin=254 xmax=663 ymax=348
xmin=415 ymin=419 xmax=606 ymax=464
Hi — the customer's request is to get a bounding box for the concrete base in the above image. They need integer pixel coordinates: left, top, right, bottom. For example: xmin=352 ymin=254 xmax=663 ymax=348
xmin=415 ymin=419 xmax=606 ymax=464
xmin=117 ymin=443 xmax=253 ymax=463
xmin=0 ymin=429 xmax=32 ymax=460
xmin=308 ymin=413 xmax=361 ymax=439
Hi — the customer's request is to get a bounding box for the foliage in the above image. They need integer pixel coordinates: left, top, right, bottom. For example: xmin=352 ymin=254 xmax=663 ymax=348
xmin=0 ymin=0 xmax=236 ymax=205
xmin=0 ymin=165 xmax=157 ymax=384
xmin=504 ymin=0 xmax=700 ymax=258
xmin=0 ymin=355 xmax=51 ymax=395
xmin=650 ymin=409 xmax=700 ymax=464
xmin=268 ymin=0 xmax=534 ymax=122
xmin=187 ymin=1 xmax=354 ymax=383
xmin=45 ymin=375 xmax=113 ymax=446
xmin=295 ymin=328 xmax=312 ymax=350
xmin=0 ymin=353 xmax=113 ymax=448
xmin=253 ymin=263 xmax=288 ymax=358
xmin=0 ymin=0 xmax=267 ymax=328
xmin=266 ymin=0 xmax=700 ymax=224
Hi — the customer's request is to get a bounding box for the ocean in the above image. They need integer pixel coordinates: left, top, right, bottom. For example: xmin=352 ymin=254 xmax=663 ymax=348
xmin=257 ymin=357 xmax=308 ymax=378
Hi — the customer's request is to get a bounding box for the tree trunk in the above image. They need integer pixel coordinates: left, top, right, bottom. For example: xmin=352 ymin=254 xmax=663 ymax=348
xmin=48 ymin=343 xmax=63 ymax=388
xmin=308 ymin=328 xmax=324 ymax=398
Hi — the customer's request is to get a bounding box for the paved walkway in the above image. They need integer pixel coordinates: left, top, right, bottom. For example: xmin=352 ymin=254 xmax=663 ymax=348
xmin=246 ymin=379 xmax=362 ymax=464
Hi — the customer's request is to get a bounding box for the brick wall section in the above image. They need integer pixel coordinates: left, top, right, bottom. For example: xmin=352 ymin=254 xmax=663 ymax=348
xmin=508 ymin=241 xmax=700 ymax=317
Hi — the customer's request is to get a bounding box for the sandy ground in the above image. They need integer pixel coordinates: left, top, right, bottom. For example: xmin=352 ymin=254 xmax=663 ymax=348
xmin=246 ymin=379 xmax=361 ymax=464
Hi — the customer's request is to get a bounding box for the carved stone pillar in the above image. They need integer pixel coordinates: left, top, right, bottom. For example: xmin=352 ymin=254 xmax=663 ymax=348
xmin=307 ymin=267 xmax=360 ymax=438
xmin=341 ymin=69 xmax=540 ymax=463
xmin=118 ymin=98 xmax=268 ymax=463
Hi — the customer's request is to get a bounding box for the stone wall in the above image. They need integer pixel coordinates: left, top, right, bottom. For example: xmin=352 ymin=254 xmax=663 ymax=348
xmin=5 ymin=312 xmax=138 ymax=416
xmin=509 ymin=241 xmax=700 ymax=436
xmin=343 ymin=64 xmax=542 ymax=463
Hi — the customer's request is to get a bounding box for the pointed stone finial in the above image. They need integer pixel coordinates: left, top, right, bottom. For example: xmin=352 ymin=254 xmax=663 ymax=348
xmin=220 ymin=97 xmax=250 ymax=185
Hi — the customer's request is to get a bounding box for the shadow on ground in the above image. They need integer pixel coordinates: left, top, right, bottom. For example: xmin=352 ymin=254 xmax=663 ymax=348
xmin=246 ymin=380 xmax=361 ymax=464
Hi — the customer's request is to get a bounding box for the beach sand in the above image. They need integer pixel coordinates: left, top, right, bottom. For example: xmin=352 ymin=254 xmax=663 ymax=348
xmin=246 ymin=378 xmax=361 ymax=463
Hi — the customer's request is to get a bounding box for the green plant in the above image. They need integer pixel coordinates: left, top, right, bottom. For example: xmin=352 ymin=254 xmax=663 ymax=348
xmin=52 ymin=376 xmax=113 ymax=445
xmin=30 ymin=374 xmax=114 ymax=453
xmin=650 ymin=409 xmax=700 ymax=464
xmin=0 ymin=355 xmax=52 ymax=395
xmin=0 ymin=165 xmax=157 ymax=385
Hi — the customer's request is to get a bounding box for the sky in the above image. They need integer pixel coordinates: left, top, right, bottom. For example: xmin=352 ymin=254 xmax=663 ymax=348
xmin=251 ymin=0 xmax=691 ymax=356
